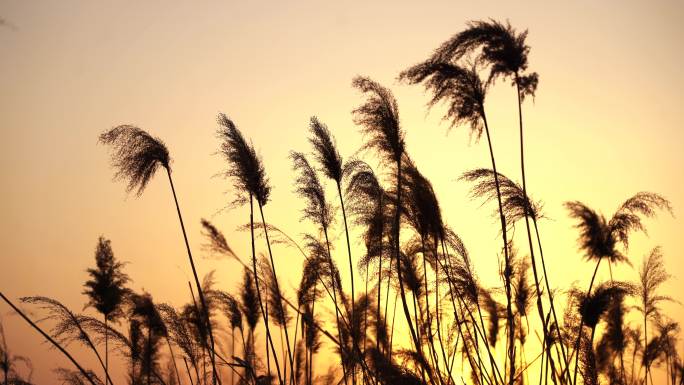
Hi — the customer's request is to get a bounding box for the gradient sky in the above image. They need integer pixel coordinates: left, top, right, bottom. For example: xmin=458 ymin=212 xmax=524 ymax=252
xmin=1 ymin=1 xmax=682 ymax=384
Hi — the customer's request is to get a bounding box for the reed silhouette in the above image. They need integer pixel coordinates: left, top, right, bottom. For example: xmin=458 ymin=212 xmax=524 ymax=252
xmin=1 ymin=317 xmax=32 ymax=385
xmin=307 ymin=117 xmax=357 ymax=355
xmin=400 ymin=57 xmax=518 ymax=384
xmin=565 ymin=193 xmax=671 ymax=385
xmin=84 ymin=237 xmax=131 ymax=385
xmin=1 ymin=18 xmax=682 ymax=385
xmin=217 ymin=114 xmax=291 ymax=385
xmin=99 ymin=126 xmax=219 ymax=384
xmin=636 ymin=247 xmax=674 ymax=385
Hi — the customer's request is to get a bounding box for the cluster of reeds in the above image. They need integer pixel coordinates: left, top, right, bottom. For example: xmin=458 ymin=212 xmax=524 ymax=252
xmin=1 ymin=19 xmax=682 ymax=385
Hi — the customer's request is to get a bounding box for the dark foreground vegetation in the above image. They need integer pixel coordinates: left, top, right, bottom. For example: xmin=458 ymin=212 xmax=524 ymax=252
xmin=1 ymin=19 xmax=681 ymax=385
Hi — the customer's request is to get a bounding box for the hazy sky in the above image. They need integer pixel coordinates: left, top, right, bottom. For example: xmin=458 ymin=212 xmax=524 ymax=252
xmin=1 ymin=1 xmax=682 ymax=383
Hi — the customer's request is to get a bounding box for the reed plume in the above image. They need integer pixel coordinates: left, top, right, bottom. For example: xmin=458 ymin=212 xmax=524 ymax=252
xmin=217 ymin=113 xmax=284 ymax=384
xmin=1 ymin=317 xmax=33 ymax=385
xmin=637 ymin=247 xmax=674 ymax=385
xmin=200 ymin=219 xmax=237 ymax=259
xmin=290 ymin=150 xmax=352 ymax=383
xmin=83 ymin=236 xmax=130 ymax=385
xmin=99 ymin=125 xmax=170 ymax=196
xmin=19 ymin=296 xmax=113 ymax=385
xmin=352 ymin=76 xmax=434 ymax=385
xmin=308 ymin=117 xmax=357 ymax=351
xmin=217 ymin=114 xmax=271 ymax=207
xmin=54 ymin=368 xmax=104 ymax=385
xmin=565 ymin=193 xmax=671 ymax=384
xmin=401 ymin=55 xmax=517 ymax=384
xmin=0 ymin=292 xmax=98 ymax=385
xmin=565 ymin=192 xmax=672 ymax=296
xmin=99 ymin=125 xmax=219 ymax=384
xmin=128 ymin=293 xmax=167 ymax=385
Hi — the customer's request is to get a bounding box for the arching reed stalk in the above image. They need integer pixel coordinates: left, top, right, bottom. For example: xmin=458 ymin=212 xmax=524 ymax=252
xmin=429 ymin=27 xmax=543 ymax=380
xmin=216 ymin=114 xmax=286 ymax=385
xmin=345 ymin=161 xmax=387 ymax=378
xmin=353 ymin=76 xmax=435 ymax=385
xmin=460 ymin=168 xmax=564 ymax=383
xmin=308 ymin=117 xmax=358 ymax=357
xmin=0 ymin=292 xmax=98 ymax=385
xmin=19 ymin=296 xmax=114 ymax=385
xmin=290 ymin=150 xmax=350 ymax=385
xmin=401 ymin=159 xmax=448 ymax=380
xmin=400 ymin=59 xmax=516 ymax=384
xmin=99 ymin=125 xmax=219 ymax=384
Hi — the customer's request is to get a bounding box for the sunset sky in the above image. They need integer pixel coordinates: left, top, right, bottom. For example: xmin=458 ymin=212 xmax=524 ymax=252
xmin=1 ymin=1 xmax=682 ymax=384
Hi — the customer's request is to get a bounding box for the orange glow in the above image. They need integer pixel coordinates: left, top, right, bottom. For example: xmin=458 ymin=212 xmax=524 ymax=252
xmin=0 ymin=1 xmax=682 ymax=384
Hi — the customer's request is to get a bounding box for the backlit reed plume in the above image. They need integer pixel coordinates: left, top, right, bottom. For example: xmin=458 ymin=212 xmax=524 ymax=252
xmin=637 ymin=247 xmax=673 ymax=385
xmin=19 ymin=296 xmax=112 ymax=385
xmin=400 ymin=160 xmax=450 ymax=381
xmin=308 ymin=116 xmax=357 ymax=345
xmin=290 ymin=151 xmax=334 ymax=231
xmin=405 ymin=164 xmax=449 ymax=344
xmin=565 ymin=192 xmax=671 ymax=291
xmin=259 ymin=255 xmax=291 ymax=371
xmin=570 ymin=281 xmax=633 ymax=385
xmin=653 ymin=320 xmax=680 ymax=385
xmin=428 ymin=20 xmax=537 ymax=95
xmin=595 ymin=290 xmax=629 ymax=384
xmin=461 ymin=167 xmax=563 ymax=378
xmin=1 ymin=317 xmax=33 ymax=385
xmin=352 ymin=76 xmax=435 ymax=385
xmin=217 ymin=113 xmax=285 ymax=384
xmin=213 ymin=291 xmax=242 ymax=385
xmin=460 ymin=169 xmax=541 ymax=226
xmin=99 ymin=125 xmax=219 ymax=383
xmin=83 ymin=236 xmax=130 ymax=385
xmin=290 ymin=150 xmax=351 ymax=383
xmin=54 ymin=368 xmax=104 ymax=385
xmin=0 ymin=292 xmax=97 ymax=385
xmin=128 ymin=293 xmax=167 ymax=385
xmin=443 ymin=26 xmax=544 ymax=376
xmin=401 ymin=57 xmax=517 ymax=381
xmin=156 ymin=303 xmax=200 ymax=385
xmin=98 ymin=125 xmax=170 ymax=196
xmin=298 ymin=238 xmax=330 ymax=385
xmin=240 ymin=268 xmax=260 ymax=335
xmin=423 ymin=21 xmax=540 ymax=302
xmin=345 ymin=161 xmax=388 ymax=367
xmin=217 ymin=114 xmax=271 ymax=207
xmin=566 ymin=192 xmax=671 ymax=384
xmin=512 ymin=256 xmax=533 ymax=347
xmin=200 ymin=219 xmax=237 ymax=260
xmin=352 ymin=77 xmax=404 ymax=164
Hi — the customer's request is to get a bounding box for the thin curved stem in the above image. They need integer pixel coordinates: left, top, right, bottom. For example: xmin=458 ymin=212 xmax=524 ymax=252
xmin=249 ymin=195 xmax=283 ymax=385
xmin=0 ymin=292 xmax=98 ymax=385
xmin=258 ymin=202 xmax=296 ymax=381
xmin=481 ymin=109 xmax=514 ymax=385
xmin=166 ymin=169 xmax=220 ymax=385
